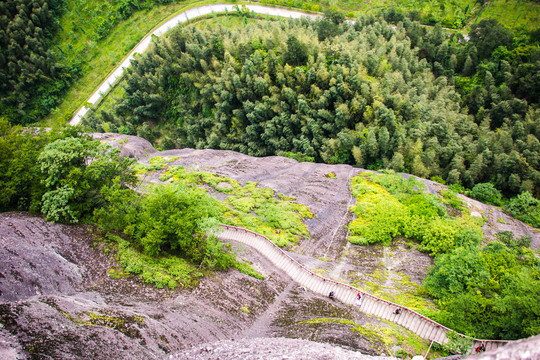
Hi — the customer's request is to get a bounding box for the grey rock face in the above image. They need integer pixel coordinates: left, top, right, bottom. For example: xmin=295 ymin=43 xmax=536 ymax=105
xmin=169 ymin=337 xmax=398 ymax=360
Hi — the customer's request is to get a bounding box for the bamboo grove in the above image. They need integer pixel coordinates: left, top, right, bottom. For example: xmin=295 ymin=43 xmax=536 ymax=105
xmin=83 ymin=13 xmax=540 ymax=198
xmin=0 ymin=0 xmax=77 ymax=124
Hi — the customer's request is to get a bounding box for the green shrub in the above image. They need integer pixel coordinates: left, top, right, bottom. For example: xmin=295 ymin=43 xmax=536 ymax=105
xmin=453 ymin=227 xmax=483 ymax=249
xmin=448 ymin=183 xmax=467 ymax=194
xmin=430 ymin=176 xmax=446 ymax=185
xmin=495 ymin=231 xmax=532 ymax=249
xmin=279 ymin=151 xmax=315 ymax=163
xmin=440 ymin=190 xmax=466 ymax=212
xmin=417 ymin=217 xmax=459 ymax=255
xmin=118 ymin=243 xmax=200 ymax=289
xmin=470 ymin=183 xmax=503 ymax=206
xmin=424 ymin=243 xmax=540 ymax=340
xmin=348 ymin=172 xmax=484 ymax=255
xmin=503 ymin=192 xmax=540 ymax=227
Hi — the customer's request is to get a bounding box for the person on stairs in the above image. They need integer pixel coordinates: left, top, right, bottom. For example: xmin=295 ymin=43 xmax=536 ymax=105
xmin=393 ymin=308 xmax=402 ymax=315
xmin=475 ymin=342 xmax=486 ymax=353
xmin=329 ymin=291 xmax=335 ymax=299
xmin=356 ymin=292 xmax=363 ymax=306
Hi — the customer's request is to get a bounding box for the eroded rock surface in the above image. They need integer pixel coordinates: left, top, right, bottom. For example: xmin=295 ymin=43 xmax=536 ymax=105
xmin=92 ymin=133 xmax=157 ymax=158
xmin=169 ymin=337 xmax=398 ymax=360
xmin=0 ymin=213 xmax=294 ymax=359
xmin=2 ymin=134 xmax=538 ymax=359
xmin=1 ymin=213 xmax=405 ymax=360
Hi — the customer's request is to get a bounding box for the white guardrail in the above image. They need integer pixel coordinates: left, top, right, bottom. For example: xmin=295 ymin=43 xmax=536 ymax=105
xmin=218 ymin=224 xmax=511 ymax=353
xmin=69 ymin=4 xmax=319 ymax=126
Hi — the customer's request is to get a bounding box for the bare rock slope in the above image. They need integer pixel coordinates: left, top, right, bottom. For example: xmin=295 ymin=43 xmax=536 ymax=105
xmin=0 ymin=213 xmax=392 ymax=359
xmin=1 ymin=134 xmax=538 ymax=359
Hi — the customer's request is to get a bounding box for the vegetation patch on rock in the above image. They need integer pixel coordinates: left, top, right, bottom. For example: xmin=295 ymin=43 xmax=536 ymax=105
xmin=348 ymin=171 xmax=483 ymax=255
xmin=157 ymin=164 xmax=313 ymax=247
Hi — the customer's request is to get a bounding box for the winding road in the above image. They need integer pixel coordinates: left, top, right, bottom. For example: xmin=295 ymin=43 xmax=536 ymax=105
xmin=69 ymin=4 xmax=319 ymax=126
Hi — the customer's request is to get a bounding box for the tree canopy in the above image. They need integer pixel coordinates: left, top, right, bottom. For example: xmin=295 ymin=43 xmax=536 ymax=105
xmin=84 ymin=15 xmax=540 ymax=198
xmin=0 ymin=0 xmax=80 ymax=125
xmin=0 ymin=118 xmax=136 ymax=222
xmin=424 ymin=237 xmax=540 ymax=340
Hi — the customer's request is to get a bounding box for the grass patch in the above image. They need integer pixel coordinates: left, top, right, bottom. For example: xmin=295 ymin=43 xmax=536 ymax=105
xmin=116 ymin=237 xmax=202 ymax=289
xmin=234 ymin=260 xmax=265 ymax=280
xmin=152 ymin=165 xmax=314 ymax=247
xmin=149 ymin=155 xmax=179 ymax=167
xmin=477 ymin=0 xmax=540 ymax=31
xmin=60 ymin=310 xmax=144 ymax=338
xmin=101 ymin=233 xmax=263 ymax=289
xmin=440 ymin=189 xmax=467 ymax=214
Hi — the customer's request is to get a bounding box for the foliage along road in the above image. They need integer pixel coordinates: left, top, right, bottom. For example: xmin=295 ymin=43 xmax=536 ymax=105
xmin=69 ymin=3 xmax=319 ymax=126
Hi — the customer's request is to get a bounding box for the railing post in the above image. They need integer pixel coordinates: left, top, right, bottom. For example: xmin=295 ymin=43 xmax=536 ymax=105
xmin=218 ymin=224 xmax=512 ymax=349
xmin=424 ymin=340 xmax=434 ymax=359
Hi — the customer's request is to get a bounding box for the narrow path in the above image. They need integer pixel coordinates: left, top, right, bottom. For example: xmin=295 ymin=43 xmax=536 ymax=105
xmin=219 ymin=225 xmax=513 ymax=354
xmin=238 ymin=282 xmax=295 ymax=339
xmin=69 ymin=4 xmax=319 ymax=126
xmin=321 ymin=167 xmax=356 ymax=260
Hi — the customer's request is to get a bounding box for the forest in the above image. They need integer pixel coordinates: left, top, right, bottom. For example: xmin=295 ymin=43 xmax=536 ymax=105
xmin=83 ymin=11 xmax=540 ymax=203
xmin=0 ymin=0 xmax=78 ymax=124
xmin=0 ymin=0 xmax=186 ymax=125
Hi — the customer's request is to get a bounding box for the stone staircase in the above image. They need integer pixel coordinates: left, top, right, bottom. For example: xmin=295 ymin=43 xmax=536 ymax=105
xmin=218 ymin=225 xmax=511 ymax=354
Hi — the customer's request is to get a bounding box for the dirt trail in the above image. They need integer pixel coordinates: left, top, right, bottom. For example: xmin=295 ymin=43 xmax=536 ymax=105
xmin=239 ymin=282 xmax=296 ymax=339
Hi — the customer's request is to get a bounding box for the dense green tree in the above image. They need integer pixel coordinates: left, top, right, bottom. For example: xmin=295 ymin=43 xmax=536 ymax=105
xmin=95 ymin=181 xmax=234 ymax=269
xmin=84 ymin=16 xmax=540 ymax=198
xmin=283 ymin=34 xmax=308 ymax=66
xmin=316 ymin=9 xmax=345 ymax=41
xmin=0 ymin=118 xmax=49 ymax=211
xmin=470 ymin=182 xmax=503 ymax=206
xmin=38 ymin=136 xmax=137 ymax=223
xmin=469 ymin=19 xmax=514 ymax=60
xmin=0 ymin=0 xmax=79 ymax=124
xmin=503 ymin=191 xmax=540 ymax=227
xmin=425 ymin=241 xmax=540 ymax=339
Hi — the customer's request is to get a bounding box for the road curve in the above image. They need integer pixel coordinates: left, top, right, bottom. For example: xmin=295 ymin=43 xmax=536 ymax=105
xmin=69 ymin=4 xmax=319 ymax=126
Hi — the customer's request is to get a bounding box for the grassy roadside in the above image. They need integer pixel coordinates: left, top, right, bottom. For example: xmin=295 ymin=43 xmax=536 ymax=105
xmin=44 ymin=0 xmax=231 ymax=127
xmin=477 ymin=0 xmax=540 ymax=30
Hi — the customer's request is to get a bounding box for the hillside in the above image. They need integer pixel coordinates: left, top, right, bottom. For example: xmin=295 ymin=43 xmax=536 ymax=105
xmin=1 ymin=0 xmax=540 ymax=358
xmin=0 ymin=135 xmax=538 ymax=358
xmin=83 ymin=12 xmax=540 ymax=200
xmin=0 ymin=0 xmax=538 ymax=126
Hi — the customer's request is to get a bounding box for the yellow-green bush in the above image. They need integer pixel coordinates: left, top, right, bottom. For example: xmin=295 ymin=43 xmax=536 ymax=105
xmin=162 ymin=165 xmax=312 ymax=247
xmin=348 ymin=172 xmax=483 ymax=254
